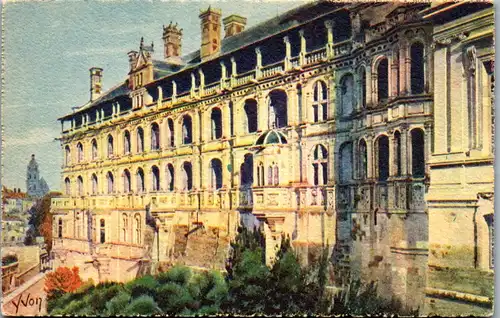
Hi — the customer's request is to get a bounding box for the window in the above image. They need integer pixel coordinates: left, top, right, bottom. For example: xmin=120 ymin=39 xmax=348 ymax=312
xmin=411 ymin=128 xmax=425 ymax=178
xmin=484 ymin=214 xmax=494 ymax=268
xmin=297 ymin=84 xmax=303 ymax=123
xmin=122 ymin=214 xmax=128 ymax=242
xmin=244 ymin=99 xmax=258 ymax=133
xmin=339 ymin=142 xmax=353 ymax=184
xmin=410 ymin=42 xmax=425 ymax=94
xmin=211 ymin=108 xmax=222 ymax=140
xmin=273 ymin=165 xmax=279 ymax=186
xmin=107 ymin=135 xmax=114 ymax=157
xmin=394 ymin=131 xmax=402 ymax=176
xmin=313 ymin=145 xmax=328 ymax=185
xmin=268 ymin=90 xmax=288 ymax=129
xmin=91 ymin=139 xmax=98 ymax=160
xmin=58 ymin=218 xmax=63 ymax=238
xmin=166 ymin=164 xmax=175 ymax=191
xmin=137 ymin=168 xmax=145 ymax=192
xmin=64 ymin=178 xmax=71 ymax=195
xmin=123 ymin=169 xmax=131 ymax=193
xmin=107 ymin=172 xmax=114 ymax=193
xmin=182 ymin=115 xmax=193 ymax=144
xmin=77 ymin=176 xmax=84 ymax=196
xmin=182 ymin=162 xmax=193 ymax=191
xmin=358 ymin=139 xmax=368 ymax=180
xmin=151 ymin=123 xmax=160 ymax=150
xmin=152 ymin=166 xmax=160 ymax=191
xmin=167 ymin=118 xmax=175 ymax=147
xmin=377 ymin=136 xmax=390 ymax=181
xmin=257 ymin=162 xmax=265 ymax=186
xmin=240 ymin=154 xmax=254 ymax=188
xmin=99 ymin=219 xmax=105 ymax=243
xmin=134 ymin=214 xmax=141 ymax=244
xmin=339 ymin=74 xmax=354 ymax=116
xmin=77 ymin=143 xmax=84 ymax=163
xmin=65 ymin=146 xmax=71 ymax=166
xmin=377 ymin=58 xmax=389 ymax=102
xmin=210 ymin=159 xmax=223 ymax=190
xmin=91 ymin=174 xmax=98 ymax=195
xmin=229 ymin=101 xmax=234 ymax=136
xmin=137 ymin=127 xmax=144 ymax=153
xmin=359 ymin=67 xmax=366 ymax=108
xmin=313 ymin=81 xmax=328 ymax=122
xmin=124 ymin=131 xmax=131 ymax=154
xmin=267 ymin=166 xmax=273 ymax=185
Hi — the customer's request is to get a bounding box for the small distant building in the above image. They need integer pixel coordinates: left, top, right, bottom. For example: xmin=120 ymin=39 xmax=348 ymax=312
xmin=1 ymin=215 xmax=26 ymax=246
xmin=2 ymin=187 xmax=34 ymax=222
xmin=26 ymin=154 xmax=50 ymax=198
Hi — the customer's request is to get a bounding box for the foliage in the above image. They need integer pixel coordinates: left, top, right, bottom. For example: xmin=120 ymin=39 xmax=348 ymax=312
xmin=44 ymin=266 xmax=83 ymax=300
xmin=330 ymin=276 xmax=419 ymax=316
xmin=1 ymin=254 xmax=18 ymax=266
xmin=123 ymin=295 xmax=162 ymax=315
xmin=25 ymin=193 xmax=59 ymax=252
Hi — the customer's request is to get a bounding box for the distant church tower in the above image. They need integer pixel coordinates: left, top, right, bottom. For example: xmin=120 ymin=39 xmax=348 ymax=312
xmin=26 ymin=154 xmax=49 ymax=198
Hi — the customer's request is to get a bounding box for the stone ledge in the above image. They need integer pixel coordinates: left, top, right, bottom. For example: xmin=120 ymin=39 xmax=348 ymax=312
xmin=425 ymin=287 xmax=492 ymax=306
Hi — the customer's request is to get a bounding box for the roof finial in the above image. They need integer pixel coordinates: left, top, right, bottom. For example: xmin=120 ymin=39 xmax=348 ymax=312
xmin=140 ymin=37 xmax=144 ymax=49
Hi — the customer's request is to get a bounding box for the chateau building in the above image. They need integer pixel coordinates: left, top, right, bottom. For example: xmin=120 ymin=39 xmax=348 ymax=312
xmin=26 ymin=155 xmax=50 ymax=198
xmin=51 ymin=1 xmax=494 ymax=315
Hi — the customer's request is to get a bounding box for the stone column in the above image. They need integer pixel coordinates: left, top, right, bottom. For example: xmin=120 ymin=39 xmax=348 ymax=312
xmin=198 ymin=69 xmax=205 ymax=96
xmin=399 ymin=45 xmax=408 ymax=95
xmin=388 ymin=130 xmax=396 ymax=177
xmin=365 ymin=66 xmax=372 ymax=107
xmin=391 ymin=53 xmax=399 ymax=97
xmin=255 ymin=47 xmax=262 ymax=79
xmin=190 ymin=73 xmax=196 ymax=98
xmin=284 ymin=36 xmax=291 ymax=71
xmin=222 ymin=101 xmax=231 ymax=139
xmin=366 ymin=133 xmax=374 ymax=179
xmin=230 ymin=57 xmax=237 ymax=88
xmin=157 ymin=86 xmax=163 ymax=107
xmin=220 ymin=61 xmax=227 ymax=90
xmin=299 ymin=29 xmax=306 ymax=66
xmin=424 ymin=122 xmax=432 ymax=175
xmin=286 ymin=85 xmax=298 ymax=126
xmin=257 ymin=91 xmax=268 ymax=131
xmin=400 ymin=125 xmax=409 ymax=176
xmin=324 ymin=20 xmax=334 ymax=59
xmin=327 ymin=75 xmax=335 ymax=120
xmin=172 ymin=81 xmax=177 ymax=103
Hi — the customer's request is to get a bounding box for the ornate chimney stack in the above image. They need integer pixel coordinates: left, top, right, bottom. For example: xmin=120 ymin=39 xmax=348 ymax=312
xmin=128 ymin=51 xmax=138 ymax=72
xmin=163 ymin=22 xmax=183 ymax=65
xmin=199 ymin=6 xmax=222 ymax=61
xmin=223 ymin=14 xmax=247 ymax=38
xmin=89 ymin=67 xmax=103 ymax=102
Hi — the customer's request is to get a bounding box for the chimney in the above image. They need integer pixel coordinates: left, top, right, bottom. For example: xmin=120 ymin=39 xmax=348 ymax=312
xmin=163 ymin=22 xmax=183 ymax=65
xmin=89 ymin=67 xmax=103 ymax=102
xmin=199 ymin=6 xmax=222 ymax=61
xmin=223 ymin=15 xmax=247 ymax=38
xmin=128 ymin=51 xmax=138 ymax=72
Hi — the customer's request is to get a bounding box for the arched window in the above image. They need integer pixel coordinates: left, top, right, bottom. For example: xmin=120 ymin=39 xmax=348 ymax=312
xmin=411 ymin=128 xmax=425 ymax=178
xmin=240 ymin=154 xmax=254 ymax=188
xmin=91 ymin=139 xmax=98 ymax=160
xmin=244 ymin=99 xmax=258 ymax=133
xmin=107 ymin=135 xmax=114 ymax=157
xmin=339 ymin=142 xmax=353 ymax=184
xmin=151 ymin=166 xmax=160 ymax=191
xmin=91 ymin=173 xmax=98 ymax=195
xmin=124 ymin=130 xmax=131 ymax=154
xmin=394 ymin=131 xmax=402 ymax=176
xmin=273 ymin=164 xmax=279 ymax=186
xmin=268 ymin=90 xmax=288 ymax=129
xmin=166 ymin=164 xmax=175 ymax=191
xmin=167 ymin=118 xmax=175 ymax=147
xmin=359 ymin=67 xmax=366 ymax=109
xmin=123 ymin=169 xmax=131 ymax=193
xmin=210 ymin=159 xmax=223 ymax=190
xmin=64 ymin=178 xmax=71 ymax=195
xmin=182 ymin=115 xmax=193 ymax=144
xmin=358 ymin=139 xmax=368 ymax=180
xmin=121 ymin=213 xmax=128 ymax=242
xmin=99 ymin=219 xmax=106 ymax=243
xmin=313 ymin=81 xmax=328 ymax=122
xmin=211 ymin=108 xmax=222 ymax=140
xmin=182 ymin=162 xmax=193 ymax=191
xmin=136 ymin=168 xmax=145 ymax=192
xmin=339 ymin=74 xmax=354 ymax=116
xmin=77 ymin=176 xmax=84 ymax=196
xmin=410 ymin=42 xmax=425 ymax=94
xmin=65 ymin=146 xmax=71 ymax=166
xmin=377 ymin=135 xmax=390 ymax=181
xmin=58 ymin=218 xmax=63 ymax=238
xmin=137 ymin=127 xmax=144 ymax=153
xmin=77 ymin=143 xmax=84 ymax=163
xmin=377 ymin=58 xmax=389 ymax=102
xmin=257 ymin=162 xmax=265 ymax=186
xmin=151 ymin=123 xmax=160 ymax=150
xmin=313 ymin=145 xmax=328 ymax=185
xmin=107 ymin=172 xmax=114 ymax=194
xmin=134 ymin=214 xmax=141 ymax=244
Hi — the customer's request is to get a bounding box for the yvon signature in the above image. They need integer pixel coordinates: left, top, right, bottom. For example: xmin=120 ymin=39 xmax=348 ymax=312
xmin=11 ymin=293 xmax=43 ymax=314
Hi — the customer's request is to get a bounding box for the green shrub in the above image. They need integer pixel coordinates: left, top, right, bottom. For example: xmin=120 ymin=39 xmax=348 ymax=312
xmin=123 ymin=295 xmax=162 ymax=315
xmin=156 ymin=265 xmax=191 ymax=286
xmin=125 ymin=275 xmax=158 ymax=298
xmin=155 ymin=282 xmax=194 ymax=314
xmin=104 ymin=291 xmax=132 ymax=316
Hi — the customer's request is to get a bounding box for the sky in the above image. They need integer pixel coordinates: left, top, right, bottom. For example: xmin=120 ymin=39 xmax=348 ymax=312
xmin=2 ymin=0 xmax=309 ymax=192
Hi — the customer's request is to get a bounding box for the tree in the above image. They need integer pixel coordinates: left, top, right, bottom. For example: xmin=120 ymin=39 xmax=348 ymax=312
xmin=25 ymin=193 xmax=60 ymax=252
xmin=44 ymin=266 xmax=83 ymax=300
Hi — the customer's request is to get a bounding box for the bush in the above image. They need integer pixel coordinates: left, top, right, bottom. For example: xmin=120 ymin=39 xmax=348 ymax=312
xmin=156 ymin=265 xmax=191 ymax=286
xmin=155 ymin=282 xmax=194 ymax=314
xmin=104 ymin=291 xmax=132 ymax=316
xmin=123 ymin=295 xmax=162 ymax=315
xmin=44 ymin=266 xmax=83 ymax=299
xmin=125 ymin=274 xmax=158 ymax=298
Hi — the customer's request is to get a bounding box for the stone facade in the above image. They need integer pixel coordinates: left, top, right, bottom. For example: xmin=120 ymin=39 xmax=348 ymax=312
xmin=51 ymin=2 xmax=494 ymax=315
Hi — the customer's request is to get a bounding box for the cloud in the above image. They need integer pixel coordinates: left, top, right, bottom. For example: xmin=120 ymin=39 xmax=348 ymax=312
xmin=64 ymin=47 xmax=126 ymax=57
xmin=5 ymin=127 xmax=59 ymax=147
